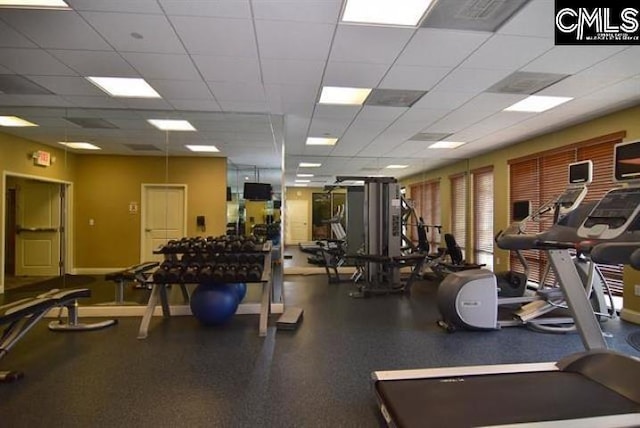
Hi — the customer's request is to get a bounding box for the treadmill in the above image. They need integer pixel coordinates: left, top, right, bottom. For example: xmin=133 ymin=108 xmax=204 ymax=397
xmin=372 ymin=142 xmax=640 ymax=427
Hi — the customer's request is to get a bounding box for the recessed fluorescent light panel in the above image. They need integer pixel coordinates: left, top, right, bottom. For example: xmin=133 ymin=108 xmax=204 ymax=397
xmin=429 ymin=141 xmax=466 ymax=149
xmin=0 ymin=116 xmax=38 ymax=127
xmin=306 ymin=137 xmax=338 ymax=146
xmin=299 ymin=162 xmax=322 ymax=167
xmin=504 ymin=95 xmax=573 ymax=113
xmin=0 ymin=0 xmax=70 ymax=9
xmin=297 ymin=173 xmax=314 ymax=177
xmin=87 ymin=77 xmax=161 ymax=98
xmin=148 ymin=119 xmax=196 ymax=131
xmin=295 ymin=179 xmax=311 ymax=183
xmin=186 ymin=145 xmax=219 ymax=152
xmin=319 ymin=86 xmax=371 ymax=105
xmin=342 ymin=0 xmax=434 ymax=26
xmin=59 ymin=142 xmax=101 ymax=150
xmin=386 ymin=164 xmax=408 ymax=169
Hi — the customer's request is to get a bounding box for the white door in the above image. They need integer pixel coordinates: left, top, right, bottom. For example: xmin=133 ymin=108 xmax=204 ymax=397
xmin=285 ymin=200 xmax=309 ymax=244
xmin=142 ymin=185 xmax=186 ymax=262
xmin=15 ymin=180 xmax=62 ymax=276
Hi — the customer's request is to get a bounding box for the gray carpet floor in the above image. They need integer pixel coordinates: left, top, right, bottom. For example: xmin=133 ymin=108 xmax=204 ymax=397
xmin=1 ymin=273 xmax=639 ymax=427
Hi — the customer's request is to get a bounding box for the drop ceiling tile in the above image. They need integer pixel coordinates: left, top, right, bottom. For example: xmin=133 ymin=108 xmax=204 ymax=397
xmin=0 ymin=20 xmax=37 ymax=48
xmin=50 ymin=50 xmax=138 ymax=76
xmin=0 ymin=48 xmax=75 ymax=76
xmin=330 ymin=25 xmax=413 ymax=64
xmin=218 ymin=100 xmax=269 ymax=113
xmin=28 ymin=76 xmax=104 ymax=96
xmin=397 ymin=29 xmax=491 ymax=67
xmin=434 ymin=68 xmax=512 ymax=93
xmin=522 ymin=45 xmax=626 ymax=75
xmin=192 ymin=55 xmax=261 ymax=83
xmin=170 ymin=16 xmax=257 ymax=56
xmin=80 ymin=12 xmax=185 ymax=54
xmin=118 ymin=98 xmax=174 ymax=110
xmin=462 ymin=34 xmax=553 ymax=70
xmin=208 ymin=81 xmax=266 ymax=101
xmin=537 ymin=73 xmax=626 ymax=98
xmin=252 ymin=0 xmax=341 ymax=23
xmin=411 ymin=90 xmax=475 ymax=110
xmin=265 ymin=84 xmax=318 ymax=107
xmin=122 ymin=53 xmax=201 ymax=81
xmin=1 ymin=10 xmax=111 ymax=50
xmin=399 ymin=107 xmax=449 ymax=125
xmin=357 ymin=106 xmax=407 ymax=121
xmin=255 ymin=20 xmax=334 ymax=60
xmin=160 ymin=0 xmax=251 ymax=18
xmin=0 ymin=94 xmax=74 ymax=107
xmin=67 ymin=0 xmax=163 ymax=13
xmin=261 ymin=59 xmax=325 ymax=85
xmin=150 ymin=80 xmax=214 ymax=100
xmin=498 ymin=0 xmax=555 ymax=38
xmin=579 ymin=47 xmax=640 ymax=79
xmin=323 ymin=61 xmax=389 ymax=87
xmin=379 ymin=65 xmax=451 ymax=91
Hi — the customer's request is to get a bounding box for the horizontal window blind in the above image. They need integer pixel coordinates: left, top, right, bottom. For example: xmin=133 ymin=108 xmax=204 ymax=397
xmin=474 ymin=168 xmax=493 ymax=266
xmin=508 ymin=134 xmax=624 ymax=294
xmin=451 ymin=174 xmax=467 ymax=255
xmin=409 ymin=180 xmax=441 ymax=248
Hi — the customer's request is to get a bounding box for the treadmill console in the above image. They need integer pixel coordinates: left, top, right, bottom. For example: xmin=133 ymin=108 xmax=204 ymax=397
xmin=558 ymin=161 xmax=592 ymax=217
xmin=557 ymin=187 xmax=587 ymax=217
xmin=577 ymin=187 xmax=640 ymax=239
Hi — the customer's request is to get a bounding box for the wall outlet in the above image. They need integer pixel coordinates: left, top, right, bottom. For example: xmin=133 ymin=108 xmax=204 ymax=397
xmin=635 ymin=284 xmax=640 ymax=296
xmin=496 ymin=258 xmax=500 ymax=265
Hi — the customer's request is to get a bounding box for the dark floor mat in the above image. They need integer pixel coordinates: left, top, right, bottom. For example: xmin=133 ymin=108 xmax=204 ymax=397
xmin=627 ymin=331 xmax=640 ymax=352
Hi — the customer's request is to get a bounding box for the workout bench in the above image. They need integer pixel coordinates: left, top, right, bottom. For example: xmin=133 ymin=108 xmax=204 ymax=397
xmin=1 ymin=288 xmax=115 ymax=382
xmin=104 ymin=261 xmax=159 ymax=305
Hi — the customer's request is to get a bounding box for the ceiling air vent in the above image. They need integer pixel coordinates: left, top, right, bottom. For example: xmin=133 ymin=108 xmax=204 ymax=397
xmin=420 ymin=0 xmax=530 ymax=32
xmin=409 ymin=132 xmax=453 ymax=141
xmin=487 ymin=72 xmax=570 ymax=95
xmin=124 ymin=144 xmax=162 ymax=152
xmin=65 ymin=117 xmax=119 ymax=129
xmin=364 ymin=89 xmax=427 ymax=108
xmin=0 ymin=75 xmax=52 ymax=95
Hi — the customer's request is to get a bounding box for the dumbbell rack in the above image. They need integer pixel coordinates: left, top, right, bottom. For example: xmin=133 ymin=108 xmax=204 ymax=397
xmin=137 ymin=238 xmax=273 ymax=339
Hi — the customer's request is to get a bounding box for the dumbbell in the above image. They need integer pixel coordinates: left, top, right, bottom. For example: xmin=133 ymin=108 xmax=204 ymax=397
xmin=223 ymin=264 xmax=239 ymax=283
xmin=153 ymin=260 xmax=173 ymax=283
xmin=197 ymin=263 xmax=215 ymax=283
xmin=235 ymin=265 xmax=249 ymax=282
xmin=226 ymin=239 xmax=242 ymax=253
xmin=181 ymin=262 xmax=201 ymax=283
xmin=247 ymin=263 xmax=263 ymax=282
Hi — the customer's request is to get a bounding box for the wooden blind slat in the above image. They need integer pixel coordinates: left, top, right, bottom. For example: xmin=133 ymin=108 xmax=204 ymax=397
xmin=451 ymin=174 xmax=466 ymax=251
xmin=474 ymin=170 xmax=493 ymax=260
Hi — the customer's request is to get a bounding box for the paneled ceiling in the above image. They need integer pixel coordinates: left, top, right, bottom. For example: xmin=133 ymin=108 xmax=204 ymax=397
xmin=0 ymin=0 xmax=639 ymax=190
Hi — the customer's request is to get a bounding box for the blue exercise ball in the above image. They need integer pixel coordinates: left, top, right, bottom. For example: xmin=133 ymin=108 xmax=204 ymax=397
xmin=234 ymin=282 xmax=247 ymax=302
xmin=190 ymin=284 xmax=239 ymax=326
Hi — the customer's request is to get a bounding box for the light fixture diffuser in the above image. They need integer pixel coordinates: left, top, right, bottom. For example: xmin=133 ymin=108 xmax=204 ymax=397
xmin=295 ymin=179 xmax=311 ymax=183
xmin=429 ymin=141 xmax=466 ymax=149
xmin=59 ymin=141 xmax=101 ymax=150
xmin=186 ymin=145 xmax=219 ymax=152
xmin=148 ymin=119 xmax=196 ymax=131
xmin=0 ymin=0 xmax=70 ymax=9
xmin=319 ymin=86 xmax=371 ymax=105
xmin=299 ymin=162 xmax=322 ymax=167
xmin=0 ymin=116 xmax=38 ymax=127
xmin=386 ymin=164 xmax=408 ymax=169
xmin=306 ymin=137 xmax=338 ymax=146
xmin=342 ymin=0 xmax=434 ymax=26
xmin=87 ymin=77 xmax=161 ymax=98
xmin=297 ymin=173 xmax=314 ymax=177
xmin=504 ymin=95 xmax=573 ymax=113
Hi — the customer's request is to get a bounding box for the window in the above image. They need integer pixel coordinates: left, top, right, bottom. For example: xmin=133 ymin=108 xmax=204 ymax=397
xmin=473 ymin=167 xmax=493 ymax=269
xmin=450 ymin=173 xmax=467 ymax=259
xmin=409 ymin=180 xmax=440 ymax=248
xmin=508 ymin=132 xmax=625 ymax=294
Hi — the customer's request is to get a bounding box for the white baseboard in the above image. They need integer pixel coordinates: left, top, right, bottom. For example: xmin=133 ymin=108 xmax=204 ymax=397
xmin=621 ymin=308 xmax=640 ymax=325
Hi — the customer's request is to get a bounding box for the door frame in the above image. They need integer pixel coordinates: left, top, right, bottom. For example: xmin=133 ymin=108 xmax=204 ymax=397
xmin=140 ymin=183 xmax=188 ymax=263
xmin=1 ymin=171 xmax=74 ymax=293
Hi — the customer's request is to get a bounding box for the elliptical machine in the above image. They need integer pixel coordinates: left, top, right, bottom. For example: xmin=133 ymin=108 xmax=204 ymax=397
xmin=438 ymin=160 xmax=615 ymax=332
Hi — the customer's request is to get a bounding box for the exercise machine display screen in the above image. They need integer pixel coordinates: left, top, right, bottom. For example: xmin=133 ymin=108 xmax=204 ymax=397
xmin=614 ymin=140 xmax=640 ymax=182
xmin=557 ymin=188 xmax=584 ymax=207
xmin=579 ymin=187 xmax=640 ymax=238
xmin=569 ymin=160 xmax=592 ymax=184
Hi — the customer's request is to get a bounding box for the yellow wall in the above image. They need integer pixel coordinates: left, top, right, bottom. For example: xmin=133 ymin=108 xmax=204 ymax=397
xmin=402 ymin=104 xmax=640 ymax=319
xmin=74 ymin=155 xmax=227 ymax=268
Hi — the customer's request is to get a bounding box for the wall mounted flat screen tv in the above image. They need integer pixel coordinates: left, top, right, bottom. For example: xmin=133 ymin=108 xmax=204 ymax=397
xmin=568 ymin=160 xmax=592 ymax=185
xmin=614 ymin=140 xmax=640 ymax=182
xmin=243 ymin=182 xmax=272 ymax=201
xmin=226 ymin=187 xmax=232 ymax=202
xmin=512 ymin=200 xmax=530 ymax=221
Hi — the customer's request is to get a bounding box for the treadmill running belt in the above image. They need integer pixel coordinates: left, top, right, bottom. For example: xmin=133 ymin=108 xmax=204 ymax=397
xmin=376 ymin=371 xmax=640 ymax=427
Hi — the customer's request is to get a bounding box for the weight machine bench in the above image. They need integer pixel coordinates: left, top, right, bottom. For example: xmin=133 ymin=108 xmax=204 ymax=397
xmin=104 ymin=261 xmax=159 ymax=304
xmin=1 ymin=288 xmax=115 ymax=383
